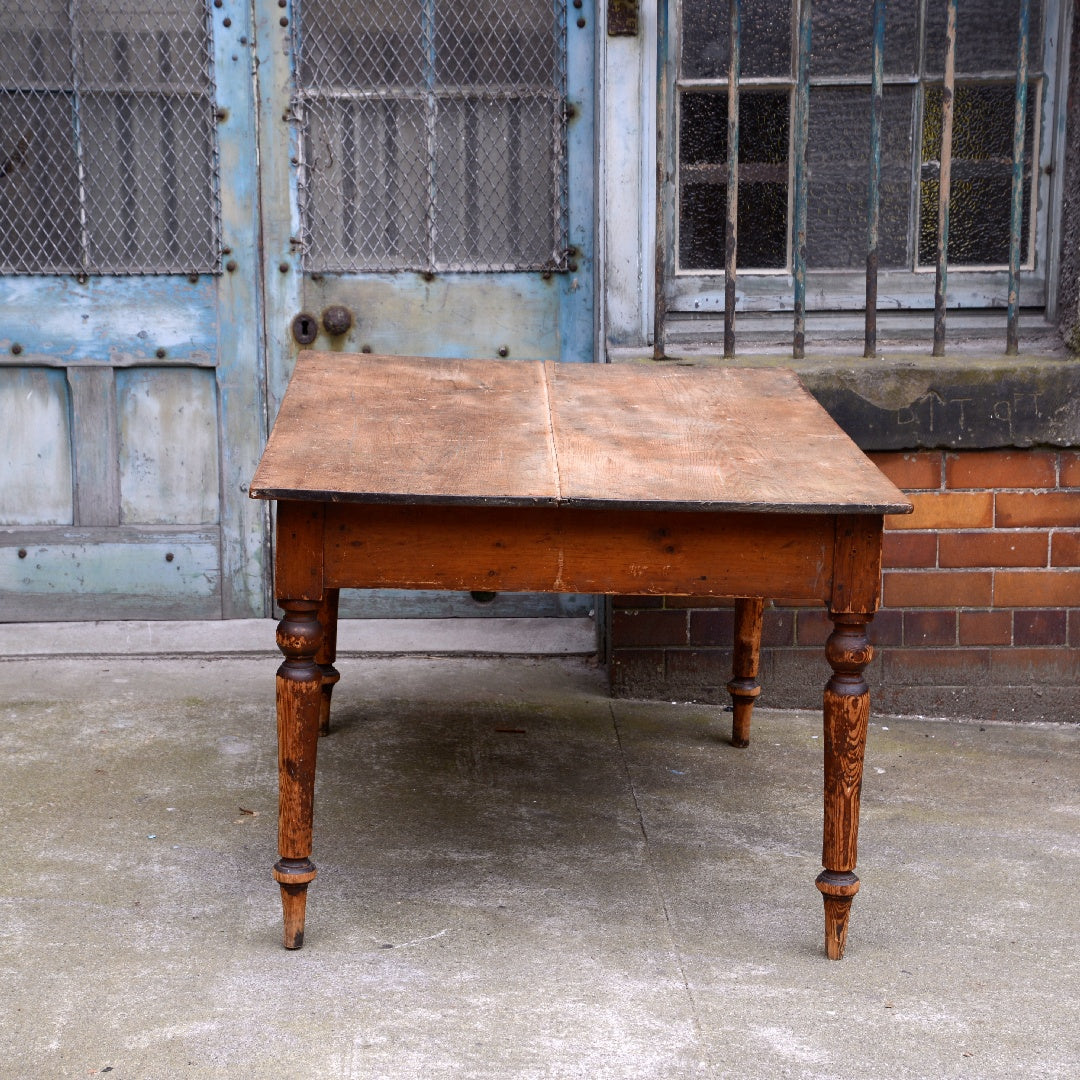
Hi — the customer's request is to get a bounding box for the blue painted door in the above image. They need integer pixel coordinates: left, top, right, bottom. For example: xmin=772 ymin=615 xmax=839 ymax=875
xmin=254 ymin=0 xmax=597 ymax=618
xmin=0 ymin=0 xmax=595 ymax=621
xmin=0 ymin=0 xmax=267 ymax=619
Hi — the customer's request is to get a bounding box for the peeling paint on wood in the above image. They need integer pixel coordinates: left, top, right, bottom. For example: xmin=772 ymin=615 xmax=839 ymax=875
xmin=117 ymin=368 xmax=221 ymax=526
xmin=0 ymin=368 xmax=74 ymax=526
xmin=0 ymin=532 xmax=220 ymax=620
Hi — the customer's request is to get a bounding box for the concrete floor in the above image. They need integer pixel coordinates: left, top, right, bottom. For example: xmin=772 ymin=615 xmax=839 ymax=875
xmin=1 ymin=653 xmax=1078 ymax=1079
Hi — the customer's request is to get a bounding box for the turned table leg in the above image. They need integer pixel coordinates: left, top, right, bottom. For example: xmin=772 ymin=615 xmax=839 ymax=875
xmin=317 ymin=588 xmax=341 ymax=736
xmin=815 ymin=611 xmax=873 ymax=960
xmin=726 ymin=597 xmax=764 ymax=748
xmin=272 ymin=599 xmax=323 ymax=949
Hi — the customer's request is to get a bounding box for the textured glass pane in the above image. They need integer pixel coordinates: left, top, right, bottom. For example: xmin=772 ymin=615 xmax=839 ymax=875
xmin=437 ymin=0 xmax=560 ymax=85
xmin=303 ymin=98 xmax=429 ymax=270
xmin=435 ymin=97 xmax=559 ymax=268
xmin=811 ymin=0 xmax=918 ymax=76
xmin=81 ymin=90 xmax=217 ymax=271
xmin=807 ymin=86 xmax=914 ymax=269
xmin=0 ymin=93 xmax=83 ymax=272
xmin=295 ymin=0 xmax=568 ymax=273
xmin=678 ymin=90 xmax=789 ymax=270
xmin=298 ymin=2 xmax=424 ymax=89
xmin=0 ymin=0 xmax=219 ymax=275
xmin=681 ymin=0 xmax=792 ymax=80
xmin=918 ymin=83 xmax=1035 ymax=266
xmin=925 ymin=0 xmax=1044 ymax=75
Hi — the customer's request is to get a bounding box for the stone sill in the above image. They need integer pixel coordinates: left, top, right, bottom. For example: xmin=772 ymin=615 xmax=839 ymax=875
xmin=608 ymin=335 xmax=1079 ymax=451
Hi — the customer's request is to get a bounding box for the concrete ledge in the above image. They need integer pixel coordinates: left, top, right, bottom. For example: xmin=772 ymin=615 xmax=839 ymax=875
xmin=0 ymin=617 xmax=598 ymax=659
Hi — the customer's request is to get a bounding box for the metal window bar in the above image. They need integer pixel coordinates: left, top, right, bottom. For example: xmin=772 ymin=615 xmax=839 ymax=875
xmin=864 ymin=0 xmax=886 ymax=358
xmin=791 ymin=0 xmax=812 ymax=359
xmin=932 ymin=0 xmax=958 ymax=356
xmin=1007 ymin=0 xmax=1032 ymax=355
xmin=723 ymin=0 xmax=740 ymax=358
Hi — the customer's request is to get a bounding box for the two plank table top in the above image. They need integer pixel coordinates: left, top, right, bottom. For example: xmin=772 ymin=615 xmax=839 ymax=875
xmin=251 ymin=352 xmax=912 ymax=959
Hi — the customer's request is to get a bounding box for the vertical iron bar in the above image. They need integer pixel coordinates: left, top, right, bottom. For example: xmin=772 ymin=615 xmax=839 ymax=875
xmin=422 ymin=0 xmax=438 ymax=270
xmin=792 ymin=0 xmax=813 ymax=359
xmin=864 ymin=0 xmax=886 ymax=358
xmin=932 ymin=0 xmax=957 ymax=357
xmin=68 ymin=0 xmax=92 ymax=272
xmin=724 ymin=0 xmax=741 ymax=357
xmin=113 ymin=33 xmax=138 ymax=263
xmin=157 ymin=32 xmax=180 ymax=261
xmin=1006 ymin=0 xmax=1031 ymax=355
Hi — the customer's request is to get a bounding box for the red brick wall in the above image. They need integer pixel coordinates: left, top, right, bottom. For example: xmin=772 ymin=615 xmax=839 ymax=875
xmin=609 ymin=449 xmax=1080 ymax=722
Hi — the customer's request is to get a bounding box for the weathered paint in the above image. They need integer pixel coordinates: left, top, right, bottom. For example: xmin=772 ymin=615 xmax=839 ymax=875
xmin=116 ymin=368 xmax=220 ymax=526
xmin=0 ymin=532 xmax=220 ymax=620
xmin=1007 ymin=0 xmax=1032 ymax=355
xmin=864 ymin=0 xmax=886 ymax=358
xmin=299 ymin=274 xmax=562 ymax=363
xmin=68 ymin=367 xmax=120 ymax=526
xmin=0 ymin=0 xmax=268 ymax=620
xmin=0 ymin=275 xmax=217 ymax=367
xmin=932 ymin=0 xmax=958 ymax=357
xmin=0 ymin=368 xmax=73 ymax=526
xmin=791 ymin=0 xmax=813 ymax=359
xmin=212 ymin=0 xmax=272 ymax=617
xmin=724 ymin=0 xmax=741 ymax=358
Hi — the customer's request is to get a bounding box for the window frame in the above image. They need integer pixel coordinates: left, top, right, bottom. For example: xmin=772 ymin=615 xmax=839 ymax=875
xmin=658 ymin=0 xmax=1070 ymax=324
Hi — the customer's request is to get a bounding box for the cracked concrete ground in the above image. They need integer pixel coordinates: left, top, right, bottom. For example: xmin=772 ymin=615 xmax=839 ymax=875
xmin=1 ymin=653 xmax=1078 ymax=1079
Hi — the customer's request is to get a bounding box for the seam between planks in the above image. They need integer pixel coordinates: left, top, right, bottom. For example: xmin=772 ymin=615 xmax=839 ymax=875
xmin=541 ymin=360 xmax=565 ymax=505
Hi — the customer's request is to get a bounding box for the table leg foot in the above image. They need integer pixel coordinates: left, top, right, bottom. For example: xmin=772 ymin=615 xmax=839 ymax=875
xmin=818 ymin=611 xmax=873 ymax=959
xmin=726 ymin=597 xmax=764 ymax=747
xmin=816 ymin=869 xmax=860 ymax=960
xmin=273 ymin=858 xmax=318 ymax=949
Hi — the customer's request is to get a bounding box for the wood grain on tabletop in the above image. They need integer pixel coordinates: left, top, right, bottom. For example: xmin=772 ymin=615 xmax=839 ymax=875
xmin=251 ymin=352 xmax=559 ymax=505
xmin=251 ymin=353 xmax=910 ymax=515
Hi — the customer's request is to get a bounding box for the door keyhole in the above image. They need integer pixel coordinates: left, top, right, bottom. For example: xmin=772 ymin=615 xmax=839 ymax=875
xmin=291 ymin=312 xmax=318 ymax=345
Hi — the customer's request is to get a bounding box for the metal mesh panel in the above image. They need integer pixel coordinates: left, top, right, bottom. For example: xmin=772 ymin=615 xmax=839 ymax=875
xmin=294 ymin=0 xmax=569 ymax=273
xmin=0 ymin=1 xmax=220 ymax=276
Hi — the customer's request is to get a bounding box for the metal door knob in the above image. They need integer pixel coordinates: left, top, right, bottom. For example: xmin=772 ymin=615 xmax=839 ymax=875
xmin=321 ymin=305 xmax=353 ymax=336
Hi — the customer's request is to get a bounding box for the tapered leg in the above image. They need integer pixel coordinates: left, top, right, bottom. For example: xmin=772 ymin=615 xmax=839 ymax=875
xmin=272 ymin=599 xmax=323 ymax=949
xmin=317 ymin=588 xmax=341 ymax=736
xmin=815 ymin=611 xmax=873 ymax=959
xmin=726 ymin=597 xmax=764 ymax=747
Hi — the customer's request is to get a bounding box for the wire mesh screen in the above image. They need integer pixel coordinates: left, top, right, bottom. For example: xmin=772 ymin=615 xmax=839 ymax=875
xmin=294 ymin=0 xmax=569 ymax=273
xmin=0 ymin=1 xmax=220 ymax=276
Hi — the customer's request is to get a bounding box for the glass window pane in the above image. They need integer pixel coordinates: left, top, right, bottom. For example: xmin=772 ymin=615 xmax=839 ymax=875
xmin=811 ymin=0 xmax=919 ymax=77
xmin=681 ymin=0 xmax=792 ymax=80
xmin=918 ymin=83 xmax=1036 ymax=266
xmin=678 ymin=89 xmax=789 ymax=271
xmin=807 ymin=85 xmax=914 ymax=270
xmin=296 ymin=0 xmax=568 ymax=273
xmin=925 ymin=0 xmax=1044 ymax=75
xmin=0 ymin=0 xmax=219 ymax=275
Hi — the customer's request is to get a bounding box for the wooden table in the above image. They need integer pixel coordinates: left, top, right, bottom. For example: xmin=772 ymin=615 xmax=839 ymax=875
xmin=250 ymin=353 xmax=911 ymax=959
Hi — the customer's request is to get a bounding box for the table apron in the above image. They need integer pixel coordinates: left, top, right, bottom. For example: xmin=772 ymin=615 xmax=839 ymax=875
xmin=303 ymin=503 xmax=848 ymax=601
